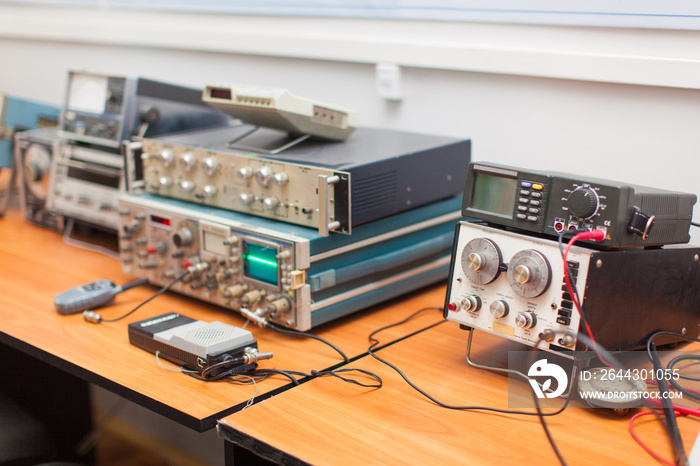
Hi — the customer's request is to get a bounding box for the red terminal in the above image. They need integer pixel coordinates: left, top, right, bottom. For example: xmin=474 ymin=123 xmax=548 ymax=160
xmin=146 ymin=247 xmax=156 ymax=255
xmin=182 ymin=260 xmax=193 ymax=269
xmin=447 ymin=303 xmax=457 ymax=311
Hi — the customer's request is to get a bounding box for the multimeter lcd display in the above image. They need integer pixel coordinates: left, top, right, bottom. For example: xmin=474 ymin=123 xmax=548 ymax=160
xmin=470 ymin=171 xmax=517 ymax=218
xmin=242 ymin=241 xmax=279 ymax=286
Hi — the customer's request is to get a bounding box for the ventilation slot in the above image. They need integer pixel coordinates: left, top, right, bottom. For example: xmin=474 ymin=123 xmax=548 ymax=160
xmin=353 ymin=171 xmax=398 ymax=214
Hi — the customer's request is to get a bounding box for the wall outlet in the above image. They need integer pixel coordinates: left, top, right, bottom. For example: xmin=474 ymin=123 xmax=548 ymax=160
xmin=376 ymin=63 xmax=402 ymax=101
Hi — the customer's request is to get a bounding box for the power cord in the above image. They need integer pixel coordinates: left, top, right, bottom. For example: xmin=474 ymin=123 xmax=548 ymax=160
xmin=366 ymin=306 xmax=573 ymax=465
xmin=239 ymin=308 xmax=350 ymax=363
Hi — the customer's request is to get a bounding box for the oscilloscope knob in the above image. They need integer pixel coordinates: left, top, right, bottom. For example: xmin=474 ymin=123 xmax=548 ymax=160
xmin=179 ymin=152 xmax=197 ymax=172
xmin=173 ymin=227 xmax=195 ymax=248
xmin=567 ymin=187 xmax=600 ymax=219
xmin=159 ymin=176 xmax=173 ymax=188
xmin=179 ymin=180 xmax=196 ymax=193
xmin=201 ymin=157 xmax=220 ymax=176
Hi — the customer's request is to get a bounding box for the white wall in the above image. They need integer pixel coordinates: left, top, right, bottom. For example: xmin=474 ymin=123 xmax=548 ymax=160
xmin=2 ymin=32 xmax=699 ymax=219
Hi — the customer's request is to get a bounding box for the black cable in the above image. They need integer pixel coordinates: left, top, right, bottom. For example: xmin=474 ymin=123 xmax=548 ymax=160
xmin=84 ymin=270 xmax=190 ymax=323
xmin=311 ymin=368 xmax=382 ymax=389
xmin=366 ymin=307 xmax=572 ymax=465
xmin=367 ymin=307 xmax=572 ymax=417
xmin=667 ymin=355 xmax=700 ymax=387
xmin=266 ymin=321 xmax=349 ymax=363
xmin=248 ymin=368 xmax=302 ymax=386
xmin=691 ymin=221 xmax=700 ymax=228
xmin=650 ymin=342 xmax=688 ymax=466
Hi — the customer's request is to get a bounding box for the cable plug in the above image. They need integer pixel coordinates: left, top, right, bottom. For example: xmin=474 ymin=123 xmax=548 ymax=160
xmin=239 ymin=307 xmax=269 ymax=327
xmin=83 ymin=310 xmax=102 ymax=323
xmin=242 ymin=347 xmax=274 ymax=364
xmin=579 ymin=229 xmax=606 ymax=242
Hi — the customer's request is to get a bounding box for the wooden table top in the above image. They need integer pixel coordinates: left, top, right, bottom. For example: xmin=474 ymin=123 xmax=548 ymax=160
xmin=0 ymin=208 xmax=449 ymax=431
xmin=219 ymin=318 xmax=700 ymax=465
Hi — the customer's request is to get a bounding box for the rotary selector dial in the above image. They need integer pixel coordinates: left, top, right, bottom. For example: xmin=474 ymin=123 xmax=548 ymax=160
xmin=256 ymin=166 xmax=274 ymax=186
xmin=460 ymin=296 xmax=481 ymax=313
xmin=460 ymin=238 xmax=502 ymax=285
xmin=179 ymin=152 xmax=197 ymax=172
xmin=173 ymin=221 xmax=197 ymax=248
xmin=201 ymin=157 xmax=220 ymax=176
xmin=567 ymin=187 xmax=600 ymax=219
xmin=515 ymin=311 xmax=537 ymax=329
xmin=507 ymin=249 xmax=551 ymax=298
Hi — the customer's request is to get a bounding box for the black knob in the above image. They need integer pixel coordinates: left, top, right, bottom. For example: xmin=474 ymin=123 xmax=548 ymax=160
xmin=568 ymin=187 xmax=599 ymax=219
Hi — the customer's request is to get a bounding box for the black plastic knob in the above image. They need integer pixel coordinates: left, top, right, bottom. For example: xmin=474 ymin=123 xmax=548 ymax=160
xmin=568 ymin=188 xmax=599 ymax=219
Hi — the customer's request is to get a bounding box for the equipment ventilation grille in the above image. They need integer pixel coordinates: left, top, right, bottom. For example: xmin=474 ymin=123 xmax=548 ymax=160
xmin=353 ymin=171 xmax=398 ymax=214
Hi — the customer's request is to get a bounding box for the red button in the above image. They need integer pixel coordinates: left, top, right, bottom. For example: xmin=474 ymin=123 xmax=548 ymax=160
xmin=447 ymin=303 xmax=457 ymax=311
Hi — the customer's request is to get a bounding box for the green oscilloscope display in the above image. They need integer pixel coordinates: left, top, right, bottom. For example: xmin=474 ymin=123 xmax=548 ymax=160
xmin=242 ymin=241 xmax=279 ymax=286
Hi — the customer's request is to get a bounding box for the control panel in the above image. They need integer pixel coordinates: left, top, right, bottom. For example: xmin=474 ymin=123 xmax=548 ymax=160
xmin=47 ymin=140 xmax=123 ymax=230
xmin=463 ymin=162 xmax=696 ymax=248
xmin=119 ymin=194 xmax=312 ymax=330
xmin=140 ymin=137 xmax=347 ymax=233
xmin=61 ymin=73 xmax=130 ymax=146
xmin=445 ymin=221 xmax=592 ymax=356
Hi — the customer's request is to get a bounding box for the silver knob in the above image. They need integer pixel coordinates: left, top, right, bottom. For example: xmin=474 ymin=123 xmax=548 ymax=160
xmin=173 ymin=228 xmax=195 ymax=247
xmin=201 ymin=157 xmax=220 ymax=176
xmin=179 ymin=152 xmax=197 ymax=172
xmin=238 ymin=167 xmax=254 ymax=180
xmin=512 ymin=265 xmax=531 ymax=284
xmin=256 ymin=166 xmax=274 ymax=186
xmin=273 ymin=172 xmax=290 ymax=186
xmin=159 ymin=176 xmax=173 ymax=188
xmin=154 ymin=240 xmax=169 ymax=255
xmin=179 ymin=180 xmax=196 ymax=193
xmin=465 ymin=252 xmax=484 ymax=271
xmin=263 ymin=197 xmax=279 ymax=210
xmin=196 ymin=185 xmax=218 ymax=199
xmin=515 ymin=311 xmax=537 ymax=329
xmin=160 ymin=149 xmax=174 ymax=167
xmin=460 ymin=296 xmax=481 ymax=313
xmin=489 ymin=300 xmax=509 ymax=319
xmin=239 ymin=193 xmax=255 ymax=205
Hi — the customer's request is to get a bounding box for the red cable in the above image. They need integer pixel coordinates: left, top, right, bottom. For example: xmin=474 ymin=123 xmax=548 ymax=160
xmin=562 ymin=230 xmax=613 ymax=366
xmin=629 ymin=411 xmax=682 ymax=466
